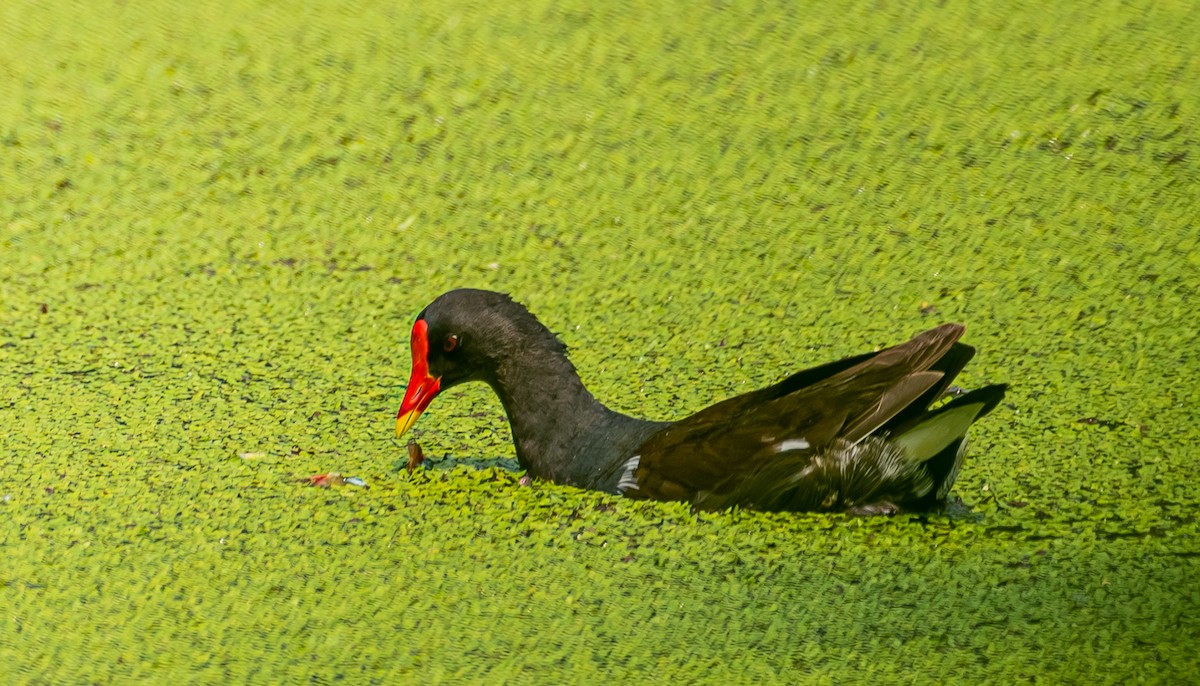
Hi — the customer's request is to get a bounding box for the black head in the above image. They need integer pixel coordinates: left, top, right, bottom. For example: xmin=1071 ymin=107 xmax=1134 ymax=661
xmin=395 ymin=289 xmax=563 ymax=437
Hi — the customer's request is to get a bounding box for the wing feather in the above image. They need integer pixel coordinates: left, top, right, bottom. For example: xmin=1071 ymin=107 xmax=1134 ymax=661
xmin=627 ymin=324 xmax=968 ymax=503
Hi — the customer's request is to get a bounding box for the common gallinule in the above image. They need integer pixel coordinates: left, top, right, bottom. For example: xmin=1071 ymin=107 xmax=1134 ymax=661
xmin=395 ymin=289 xmax=1007 ymax=514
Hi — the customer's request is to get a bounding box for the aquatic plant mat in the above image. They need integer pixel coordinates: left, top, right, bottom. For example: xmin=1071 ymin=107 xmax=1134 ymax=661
xmin=2 ymin=0 xmax=1197 ymax=682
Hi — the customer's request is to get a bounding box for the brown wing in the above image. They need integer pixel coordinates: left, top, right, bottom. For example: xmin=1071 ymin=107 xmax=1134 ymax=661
xmin=626 ymin=324 xmax=967 ymax=503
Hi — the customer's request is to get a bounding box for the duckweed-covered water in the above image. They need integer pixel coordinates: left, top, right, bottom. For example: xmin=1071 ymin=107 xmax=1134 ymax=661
xmin=2 ymin=0 xmax=1197 ymax=682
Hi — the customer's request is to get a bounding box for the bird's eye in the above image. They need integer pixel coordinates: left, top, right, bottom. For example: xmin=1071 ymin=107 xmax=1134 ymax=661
xmin=443 ymin=334 xmax=459 ymax=353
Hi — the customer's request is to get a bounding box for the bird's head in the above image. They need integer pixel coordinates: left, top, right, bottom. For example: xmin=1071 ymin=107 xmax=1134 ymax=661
xmin=395 ymin=289 xmax=543 ymax=438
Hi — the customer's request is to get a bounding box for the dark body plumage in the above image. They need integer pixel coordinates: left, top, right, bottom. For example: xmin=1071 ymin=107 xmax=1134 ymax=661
xmin=396 ymin=289 xmax=1006 ymax=514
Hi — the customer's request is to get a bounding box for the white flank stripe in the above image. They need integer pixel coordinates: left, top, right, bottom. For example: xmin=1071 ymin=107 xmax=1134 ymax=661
xmin=773 ymin=438 xmax=811 ymax=453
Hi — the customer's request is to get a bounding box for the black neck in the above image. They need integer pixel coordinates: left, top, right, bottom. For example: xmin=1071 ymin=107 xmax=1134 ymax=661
xmin=486 ymin=345 xmax=666 ymax=492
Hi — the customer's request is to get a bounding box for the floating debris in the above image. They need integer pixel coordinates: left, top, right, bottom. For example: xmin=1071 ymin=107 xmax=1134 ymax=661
xmin=406 ymin=440 xmax=426 ymax=474
xmin=303 ymin=472 xmax=365 ymax=488
xmin=1076 ymin=417 xmax=1124 ymax=430
xmin=305 ymin=472 xmax=344 ymax=488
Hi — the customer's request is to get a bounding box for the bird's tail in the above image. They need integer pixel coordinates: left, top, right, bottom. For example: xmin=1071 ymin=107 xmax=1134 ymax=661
xmin=893 ymin=384 xmax=1008 ymax=463
xmin=894 ymin=383 xmax=1008 ymax=504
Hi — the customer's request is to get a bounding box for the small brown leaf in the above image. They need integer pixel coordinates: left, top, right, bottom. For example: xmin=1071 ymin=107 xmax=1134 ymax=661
xmin=406 ymin=440 xmax=425 ymax=474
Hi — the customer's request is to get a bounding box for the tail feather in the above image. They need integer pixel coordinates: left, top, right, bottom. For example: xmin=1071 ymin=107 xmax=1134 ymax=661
xmin=894 ymin=384 xmax=1008 ymax=463
xmin=894 ymin=404 xmax=985 ymax=463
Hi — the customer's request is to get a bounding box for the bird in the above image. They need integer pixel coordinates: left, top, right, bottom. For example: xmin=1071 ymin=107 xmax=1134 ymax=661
xmin=394 ymin=289 xmax=1007 ymax=514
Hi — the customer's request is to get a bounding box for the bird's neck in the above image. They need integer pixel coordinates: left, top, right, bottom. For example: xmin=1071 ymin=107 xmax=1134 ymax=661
xmin=487 ymin=346 xmax=663 ymax=492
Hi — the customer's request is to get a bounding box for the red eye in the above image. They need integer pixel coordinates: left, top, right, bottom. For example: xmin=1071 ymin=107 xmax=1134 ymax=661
xmin=443 ymin=334 xmax=459 ymax=352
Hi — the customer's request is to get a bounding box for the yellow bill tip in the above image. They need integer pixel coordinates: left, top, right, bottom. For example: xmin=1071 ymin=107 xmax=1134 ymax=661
xmin=395 ymin=410 xmax=421 ymax=439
